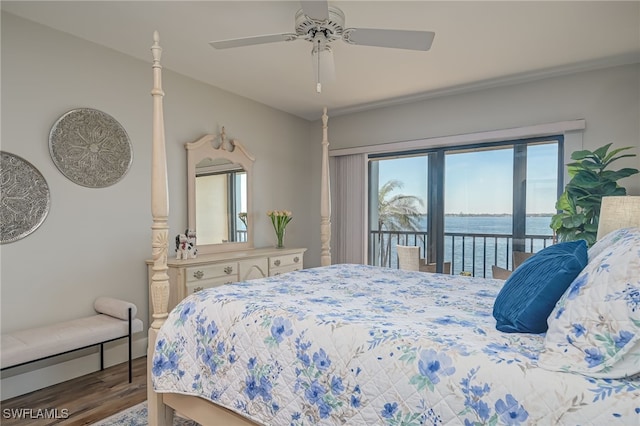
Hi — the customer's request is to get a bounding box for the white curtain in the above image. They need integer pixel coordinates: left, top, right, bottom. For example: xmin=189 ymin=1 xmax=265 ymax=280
xmin=330 ymin=153 xmax=367 ymax=264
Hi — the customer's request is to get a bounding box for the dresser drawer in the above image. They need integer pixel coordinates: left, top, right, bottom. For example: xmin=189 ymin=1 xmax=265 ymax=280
xmin=269 ymin=264 xmax=303 ymax=277
xmin=269 ymin=251 xmax=304 ymax=277
xmin=186 ymin=276 xmax=234 ymax=294
xmin=186 ymin=263 xmax=238 ymax=283
xmin=269 ymin=253 xmax=303 ymax=270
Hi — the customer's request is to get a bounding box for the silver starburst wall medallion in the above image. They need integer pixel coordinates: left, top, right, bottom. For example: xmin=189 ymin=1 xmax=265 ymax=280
xmin=49 ymin=108 xmax=132 ymax=188
xmin=0 ymin=152 xmax=51 ymax=243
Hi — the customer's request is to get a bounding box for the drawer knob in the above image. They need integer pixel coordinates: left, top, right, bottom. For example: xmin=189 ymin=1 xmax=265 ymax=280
xmin=293 ymin=256 xmax=299 ymax=263
xmin=224 ymin=266 xmax=233 ymax=274
xmin=193 ymin=270 xmax=204 ymax=279
xmin=193 ymin=286 xmax=203 ymax=293
xmin=273 ymin=260 xmax=281 ymax=267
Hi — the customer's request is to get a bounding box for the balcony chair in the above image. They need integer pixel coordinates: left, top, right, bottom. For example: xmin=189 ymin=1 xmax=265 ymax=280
xmin=397 ymin=245 xmax=451 ymax=274
xmin=491 ymin=251 xmax=535 ymax=280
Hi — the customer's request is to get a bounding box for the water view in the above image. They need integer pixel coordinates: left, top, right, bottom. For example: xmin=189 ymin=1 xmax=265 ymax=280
xmin=445 ymin=214 xmax=553 ymax=235
xmin=373 ymin=215 xmax=554 ymax=278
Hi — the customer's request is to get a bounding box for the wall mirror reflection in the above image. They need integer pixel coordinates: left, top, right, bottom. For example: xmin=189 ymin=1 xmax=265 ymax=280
xmin=195 ymin=158 xmax=247 ymax=244
xmin=186 ymin=128 xmax=254 ymax=254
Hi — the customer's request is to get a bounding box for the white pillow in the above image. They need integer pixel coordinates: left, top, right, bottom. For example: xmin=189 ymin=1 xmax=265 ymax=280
xmin=538 ymin=227 xmax=640 ymax=378
xmin=587 ymin=227 xmax=637 ymax=261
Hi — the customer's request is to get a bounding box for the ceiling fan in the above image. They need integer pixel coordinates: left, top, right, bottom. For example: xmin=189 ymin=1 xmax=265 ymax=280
xmin=209 ymin=0 xmax=435 ymax=93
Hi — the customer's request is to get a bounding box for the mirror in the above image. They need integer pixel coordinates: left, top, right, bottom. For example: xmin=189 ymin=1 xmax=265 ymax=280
xmin=186 ymin=128 xmax=254 ymax=254
xmin=195 ymin=159 xmax=247 ymax=244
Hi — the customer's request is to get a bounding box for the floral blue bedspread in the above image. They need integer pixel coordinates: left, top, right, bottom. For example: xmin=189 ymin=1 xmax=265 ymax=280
xmin=152 ymin=264 xmax=640 ymax=425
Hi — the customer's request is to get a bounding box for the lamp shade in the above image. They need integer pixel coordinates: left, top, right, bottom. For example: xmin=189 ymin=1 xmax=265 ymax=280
xmin=596 ymin=196 xmax=640 ymax=239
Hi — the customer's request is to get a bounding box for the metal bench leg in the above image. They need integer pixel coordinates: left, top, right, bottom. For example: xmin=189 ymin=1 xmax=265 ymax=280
xmin=128 ymin=307 xmax=133 ymax=383
xmin=100 ymin=343 xmax=104 ymax=370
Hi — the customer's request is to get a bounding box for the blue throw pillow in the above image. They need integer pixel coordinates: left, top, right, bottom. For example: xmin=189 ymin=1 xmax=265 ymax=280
xmin=492 ymin=240 xmax=588 ymax=334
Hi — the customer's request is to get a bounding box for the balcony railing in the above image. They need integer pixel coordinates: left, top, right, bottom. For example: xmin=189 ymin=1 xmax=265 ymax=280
xmin=236 ymin=229 xmax=248 ymax=242
xmin=369 ymin=230 xmax=554 ymax=278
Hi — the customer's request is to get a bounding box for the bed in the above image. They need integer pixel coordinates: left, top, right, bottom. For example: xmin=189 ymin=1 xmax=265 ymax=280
xmin=146 ymin=33 xmax=640 ymax=425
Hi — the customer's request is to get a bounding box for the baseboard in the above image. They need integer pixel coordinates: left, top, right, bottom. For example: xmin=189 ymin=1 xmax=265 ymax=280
xmin=0 ymin=336 xmax=148 ymax=401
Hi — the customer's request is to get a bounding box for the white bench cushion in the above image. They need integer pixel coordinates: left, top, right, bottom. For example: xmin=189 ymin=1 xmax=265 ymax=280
xmin=1 ymin=314 xmax=143 ymax=369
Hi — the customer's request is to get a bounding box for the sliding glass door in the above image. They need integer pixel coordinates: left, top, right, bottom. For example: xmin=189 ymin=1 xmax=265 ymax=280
xmin=368 ymin=137 xmax=562 ymax=277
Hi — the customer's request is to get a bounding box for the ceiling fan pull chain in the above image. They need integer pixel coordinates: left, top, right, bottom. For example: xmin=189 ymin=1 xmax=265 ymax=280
xmin=316 ymin=38 xmax=322 ymax=93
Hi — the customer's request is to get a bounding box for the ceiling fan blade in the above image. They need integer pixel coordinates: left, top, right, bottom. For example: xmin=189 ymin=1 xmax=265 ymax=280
xmin=300 ymin=0 xmax=329 ymax=20
xmin=209 ymin=33 xmax=298 ymax=49
xmin=343 ymin=28 xmax=435 ymax=51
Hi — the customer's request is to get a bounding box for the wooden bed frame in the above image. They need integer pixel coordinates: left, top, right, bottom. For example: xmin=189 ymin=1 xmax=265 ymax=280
xmin=146 ymin=32 xmax=332 ymax=426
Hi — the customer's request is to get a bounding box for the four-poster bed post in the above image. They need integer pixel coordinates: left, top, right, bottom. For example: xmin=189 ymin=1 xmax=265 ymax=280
xmin=147 ymin=31 xmax=174 ymax=426
xmin=320 ymin=107 xmax=331 ymax=266
xmin=146 ymin=32 xmax=332 ymax=426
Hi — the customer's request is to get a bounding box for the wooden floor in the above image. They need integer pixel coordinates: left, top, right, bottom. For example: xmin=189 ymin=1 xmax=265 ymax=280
xmin=1 ymin=357 xmax=147 ymax=425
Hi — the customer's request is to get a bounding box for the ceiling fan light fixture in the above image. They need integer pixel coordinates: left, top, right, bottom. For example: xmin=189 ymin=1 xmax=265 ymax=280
xmin=295 ymin=6 xmax=345 ymax=42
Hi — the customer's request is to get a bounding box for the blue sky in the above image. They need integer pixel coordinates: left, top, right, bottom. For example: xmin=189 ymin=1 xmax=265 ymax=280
xmin=377 ymin=143 xmax=558 ymax=215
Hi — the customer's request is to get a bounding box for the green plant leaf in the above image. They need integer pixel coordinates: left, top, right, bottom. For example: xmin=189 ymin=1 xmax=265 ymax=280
xmin=569 ymin=159 xmax=602 ymax=171
xmin=561 ymin=213 xmax=585 ymax=228
xmin=555 ymin=192 xmax=575 ymax=213
xmin=603 ymin=153 xmax=638 ymax=168
xmin=567 ymin=164 xmax=581 ymax=178
xmin=557 ymin=228 xmax=580 ymax=242
xmin=602 ymin=145 xmax=636 ymax=163
xmin=571 ymin=148 xmax=600 ymax=161
xmin=592 ymin=143 xmax=613 ymax=160
xmin=601 ymin=181 xmax=621 ymax=193
xmin=566 ymin=185 xmax=591 ymax=198
xmin=601 ymin=168 xmax=640 ymax=182
xmin=570 ymin=171 xmax=601 ymax=188
xmin=550 ymin=214 xmax=564 ymax=231
xmin=584 ymin=223 xmax=598 ymax=233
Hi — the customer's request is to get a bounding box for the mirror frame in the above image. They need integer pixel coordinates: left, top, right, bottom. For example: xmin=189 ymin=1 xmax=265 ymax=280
xmin=186 ymin=129 xmax=255 ymax=254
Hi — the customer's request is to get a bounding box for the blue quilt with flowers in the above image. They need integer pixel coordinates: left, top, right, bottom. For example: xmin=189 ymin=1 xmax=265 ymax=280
xmin=152 ymin=263 xmax=640 ymax=425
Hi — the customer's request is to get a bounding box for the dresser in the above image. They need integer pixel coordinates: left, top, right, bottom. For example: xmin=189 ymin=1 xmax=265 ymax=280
xmin=147 ymin=247 xmax=306 ymax=321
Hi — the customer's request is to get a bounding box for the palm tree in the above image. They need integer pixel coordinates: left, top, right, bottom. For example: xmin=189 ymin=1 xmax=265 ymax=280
xmin=376 ymin=179 xmax=425 ymax=266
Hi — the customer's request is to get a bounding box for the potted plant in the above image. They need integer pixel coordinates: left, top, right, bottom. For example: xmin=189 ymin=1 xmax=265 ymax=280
xmin=550 ymin=143 xmax=638 ymax=246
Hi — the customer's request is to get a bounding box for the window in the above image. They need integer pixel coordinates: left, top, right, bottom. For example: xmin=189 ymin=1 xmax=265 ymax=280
xmin=369 ymin=155 xmax=428 ymax=267
xmin=368 ymin=137 xmax=562 ymax=276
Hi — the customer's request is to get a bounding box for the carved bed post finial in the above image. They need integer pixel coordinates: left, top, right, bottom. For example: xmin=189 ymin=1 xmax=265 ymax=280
xmin=150 ymin=31 xmax=170 ymax=331
xmin=320 ymin=107 xmax=332 ymax=266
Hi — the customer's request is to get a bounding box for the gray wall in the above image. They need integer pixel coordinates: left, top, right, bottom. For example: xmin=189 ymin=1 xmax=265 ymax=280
xmin=0 ymin=12 xmax=317 ymax=398
xmin=325 ymin=63 xmax=640 ymax=195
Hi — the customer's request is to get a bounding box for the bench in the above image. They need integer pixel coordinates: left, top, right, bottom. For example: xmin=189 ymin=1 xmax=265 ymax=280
xmin=0 ymin=297 xmax=143 ymax=382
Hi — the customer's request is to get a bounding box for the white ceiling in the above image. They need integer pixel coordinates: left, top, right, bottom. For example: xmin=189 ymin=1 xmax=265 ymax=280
xmin=3 ymin=1 xmax=639 ymax=121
